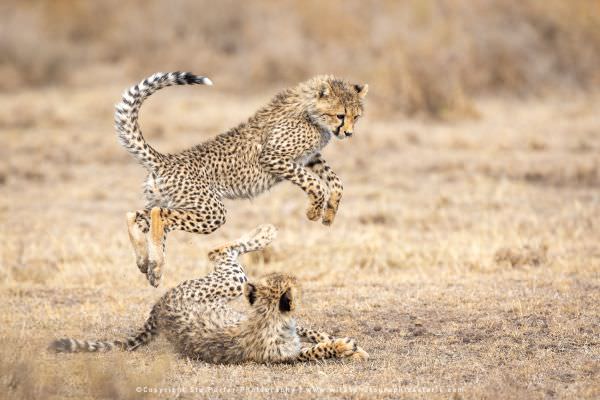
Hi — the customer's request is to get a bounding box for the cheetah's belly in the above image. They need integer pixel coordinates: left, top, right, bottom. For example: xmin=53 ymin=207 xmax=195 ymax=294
xmin=213 ymin=136 xmax=325 ymax=200
xmin=219 ymin=163 xmax=282 ymax=200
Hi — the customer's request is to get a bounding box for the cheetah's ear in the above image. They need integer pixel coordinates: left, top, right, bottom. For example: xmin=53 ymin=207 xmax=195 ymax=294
xmin=317 ymin=83 xmax=330 ymax=99
xmin=279 ymin=289 xmax=294 ymax=312
xmin=244 ymin=283 xmax=257 ymax=305
xmin=354 ymin=83 xmax=368 ymax=99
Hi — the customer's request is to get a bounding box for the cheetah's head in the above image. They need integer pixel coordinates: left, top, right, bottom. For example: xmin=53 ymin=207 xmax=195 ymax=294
xmin=244 ymin=273 xmax=301 ymax=314
xmin=307 ymin=76 xmax=368 ymax=140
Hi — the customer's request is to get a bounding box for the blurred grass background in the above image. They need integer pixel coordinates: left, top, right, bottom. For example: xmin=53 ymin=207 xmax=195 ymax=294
xmin=2 ymin=0 xmax=600 ymax=117
xmin=2 ymin=2 xmax=600 ymax=398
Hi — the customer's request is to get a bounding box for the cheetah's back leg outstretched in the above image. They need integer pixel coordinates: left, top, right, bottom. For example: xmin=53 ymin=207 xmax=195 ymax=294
xmin=208 ymin=223 xmax=278 ymax=265
xmin=126 ymin=210 xmax=150 ymax=273
xmin=199 ymin=224 xmax=278 ymax=301
xmin=145 ymin=199 xmax=227 ymax=287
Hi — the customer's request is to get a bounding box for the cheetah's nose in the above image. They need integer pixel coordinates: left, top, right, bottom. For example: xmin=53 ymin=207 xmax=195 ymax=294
xmin=344 ymin=131 xmax=353 ymax=137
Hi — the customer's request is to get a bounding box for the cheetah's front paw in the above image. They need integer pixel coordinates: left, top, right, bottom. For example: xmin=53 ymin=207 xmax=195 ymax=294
xmin=322 ymin=205 xmax=337 ymax=226
xmin=333 ymin=338 xmax=359 ymax=358
xmin=333 ymin=338 xmax=368 ymax=360
xmin=351 ymin=346 xmax=369 ymax=360
xmin=321 ymin=193 xmax=341 ymax=226
xmin=306 ymin=202 xmax=324 ymax=222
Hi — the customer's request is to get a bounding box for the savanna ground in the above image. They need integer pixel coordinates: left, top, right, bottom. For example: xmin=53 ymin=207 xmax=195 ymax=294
xmin=1 ymin=1 xmax=600 ymax=399
xmin=1 ymin=85 xmax=599 ymax=399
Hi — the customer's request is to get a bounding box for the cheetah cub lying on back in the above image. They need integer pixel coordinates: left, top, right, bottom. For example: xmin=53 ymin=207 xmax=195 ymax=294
xmin=116 ymin=72 xmax=368 ymax=287
xmin=51 ymin=225 xmax=368 ymax=364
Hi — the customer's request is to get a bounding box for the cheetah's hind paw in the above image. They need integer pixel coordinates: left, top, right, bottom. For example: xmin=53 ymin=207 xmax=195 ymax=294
xmin=237 ymin=224 xmax=278 ymax=251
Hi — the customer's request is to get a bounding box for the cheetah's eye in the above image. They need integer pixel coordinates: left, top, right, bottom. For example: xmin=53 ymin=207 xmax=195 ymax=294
xmin=336 ymin=114 xmax=345 ymax=120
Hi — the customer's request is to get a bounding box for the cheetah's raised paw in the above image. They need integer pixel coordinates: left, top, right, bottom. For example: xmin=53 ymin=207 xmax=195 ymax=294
xmin=322 ymin=207 xmax=337 ymax=226
xmin=239 ymin=224 xmax=278 ymax=246
xmin=306 ymin=203 xmax=323 ymax=222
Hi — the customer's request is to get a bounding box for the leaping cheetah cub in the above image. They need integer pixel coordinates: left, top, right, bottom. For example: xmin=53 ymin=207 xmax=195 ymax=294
xmin=51 ymin=225 xmax=368 ymax=364
xmin=116 ymin=72 xmax=368 ymax=287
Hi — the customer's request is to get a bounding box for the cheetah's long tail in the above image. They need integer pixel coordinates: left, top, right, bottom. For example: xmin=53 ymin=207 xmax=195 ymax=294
xmin=49 ymin=313 xmax=158 ymax=353
xmin=114 ymin=71 xmax=212 ymax=171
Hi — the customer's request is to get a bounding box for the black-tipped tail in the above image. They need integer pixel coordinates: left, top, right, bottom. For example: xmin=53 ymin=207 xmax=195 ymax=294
xmin=179 ymin=72 xmax=213 ymax=86
xmin=49 ymin=338 xmax=124 ymax=353
xmin=115 ymin=71 xmax=213 ymax=171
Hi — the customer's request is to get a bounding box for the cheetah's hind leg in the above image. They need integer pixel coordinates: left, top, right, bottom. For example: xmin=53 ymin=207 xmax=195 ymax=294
xmin=208 ymin=224 xmax=278 ymax=262
xmin=147 ymin=207 xmax=166 ymax=287
xmin=126 ymin=211 xmax=149 ymax=274
xmin=146 ymin=199 xmax=227 ymax=287
xmin=235 ymin=224 xmax=278 ymax=253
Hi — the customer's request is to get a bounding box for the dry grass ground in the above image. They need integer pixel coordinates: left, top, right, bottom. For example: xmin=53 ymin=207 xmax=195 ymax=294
xmin=1 ymin=82 xmax=599 ymax=399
